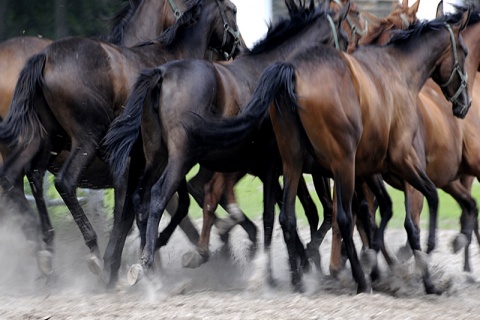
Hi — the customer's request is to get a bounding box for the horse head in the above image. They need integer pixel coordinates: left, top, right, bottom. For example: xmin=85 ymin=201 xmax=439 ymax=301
xmin=433 ymin=10 xmax=471 ymax=118
xmin=355 ymin=0 xmax=420 ymax=49
xmin=206 ymin=0 xmax=243 ymax=60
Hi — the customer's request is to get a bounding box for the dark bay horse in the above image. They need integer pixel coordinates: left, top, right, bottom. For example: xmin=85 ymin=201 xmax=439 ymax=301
xmin=0 ymin=0 xmax=240 ymax=286
xmin=0 ymin=0 xmax=182 ymax=281
xmin=196 ymin=12 xmax=471 ymax=293
xmin=103 ymin=0 xmax=351 ymax=286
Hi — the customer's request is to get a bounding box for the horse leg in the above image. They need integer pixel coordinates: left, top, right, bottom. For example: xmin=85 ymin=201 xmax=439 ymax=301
xmin=129 ymin=156 xmax=189 ymax=285
xmin=0 ymin=140 xmax=46 ymax=276
xmin=333 ymin=161 xmax=370 ymax=293
xmin=442 ymin=180 xmax=477 ymax=272
xmin=306 ymin=175 xmax=333 ymax=276
xmin=53 ymin=143 xmax=101 ymax=265
xmin=297 ymin=174 xmax=323 ymax=273
xmin=364 ymin=175 xmax=395 ymax=267
xmin=261 ymin=167 xmax=279 ymax=287
xmin=182 ymin=173 xmax=221 ymax=268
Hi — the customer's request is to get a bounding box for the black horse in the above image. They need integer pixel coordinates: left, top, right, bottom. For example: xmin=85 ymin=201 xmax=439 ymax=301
xmin=0 ymin=0 xmax=241 ymax=287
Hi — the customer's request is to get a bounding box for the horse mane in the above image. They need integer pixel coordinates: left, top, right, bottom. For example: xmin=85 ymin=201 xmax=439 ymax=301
xmin=248 ymin=1 xmax=325 ymax=55
xmin=387 ymin=12 xmax=466 ymax=45
xmin=466 ymin=7 xmax=480 ymax=25
xmin=136 ymin=0 xmax=203 ymax=49
xmin=106 ymin=0 xmax=143 ymax=44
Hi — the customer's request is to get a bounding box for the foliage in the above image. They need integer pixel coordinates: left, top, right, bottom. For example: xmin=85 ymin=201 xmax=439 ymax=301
xmin=0 ymin=0 xmax=124 ymax=41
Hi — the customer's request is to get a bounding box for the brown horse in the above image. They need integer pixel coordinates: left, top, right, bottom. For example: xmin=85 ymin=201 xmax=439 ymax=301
xmin=392 ymin=9 xmax=480 ymax=272
xmin=103 ymin=0 xmax=351 ymax=286
xmin=0 ymin=0 xmax=240 ymax=286
xmin=203 ymin=12 xmax=471 ymax=293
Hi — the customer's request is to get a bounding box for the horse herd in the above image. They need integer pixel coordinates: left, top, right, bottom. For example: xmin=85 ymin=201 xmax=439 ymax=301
xmin=0 ymin=0 xmax=478 ymax=296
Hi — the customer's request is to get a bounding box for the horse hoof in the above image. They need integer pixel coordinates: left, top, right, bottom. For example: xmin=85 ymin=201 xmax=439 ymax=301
xmin=360 ymin=249 xmax=377 ymax=275
xmin=414 ymin=250 xmax=430 ymax=270
xmin=452 ymin=233 xmax=468 ymax=254
xmin=87 ymin=252 xmax=103 ymax=276
xmin=36 ymin=250 xmax=54 ymax=276
xmin=127 ymin=264 xmax=144 ymax=286
xmin=396 ymin=245 xmax=413 ymax=262
xmin=182 ymin=250 xmax=207 ymax=268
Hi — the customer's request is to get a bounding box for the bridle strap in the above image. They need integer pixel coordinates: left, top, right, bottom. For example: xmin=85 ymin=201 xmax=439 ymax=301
xmin=327 ymin=14 xmax=340 ymax=51
xmin=212 ymin=0 xmax=240 ymax=60
xmin=168 ymin=0 xmax=184 ymax=22
xmin=440 ymin=24 xmax=468 ymax=106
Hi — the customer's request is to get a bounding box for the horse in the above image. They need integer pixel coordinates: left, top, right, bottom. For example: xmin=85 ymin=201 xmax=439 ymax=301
xmin=0 ymin=0 xmax=241 ymax=287
xmin=103 ymin=0 xmax=351 ymax=286
xmin=194 ymin=12 xmax=471 ymax=294
xmin=391 ymin=8 xmax=480 ymax=272
xmin=0 ymin=0 xmax=185 ymax=282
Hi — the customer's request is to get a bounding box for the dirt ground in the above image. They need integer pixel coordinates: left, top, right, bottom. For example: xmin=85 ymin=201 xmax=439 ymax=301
xmin=1 ymin=210 xmax=480 ymax=320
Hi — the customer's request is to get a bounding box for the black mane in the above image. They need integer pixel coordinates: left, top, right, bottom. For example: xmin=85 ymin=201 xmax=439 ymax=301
xmin=136 ymin=0 xmax=203 ymax=49
xmin=106 ymin=0 xmax=143 ymax=45
xmin=249 ymin=1 xmax=327 ymax=55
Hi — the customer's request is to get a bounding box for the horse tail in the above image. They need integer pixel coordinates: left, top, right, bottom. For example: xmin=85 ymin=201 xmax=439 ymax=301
xmin=0 ymin=53 xmax=47 ymax=147
xmin=193 ymin=62 xmax=298 ymax=150
xmin=103 ymin=67 xmax=164 ymax=178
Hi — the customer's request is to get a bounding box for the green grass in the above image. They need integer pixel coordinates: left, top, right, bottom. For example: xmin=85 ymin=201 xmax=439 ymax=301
xmin=33 ymin=167 xmax=480 ymax=231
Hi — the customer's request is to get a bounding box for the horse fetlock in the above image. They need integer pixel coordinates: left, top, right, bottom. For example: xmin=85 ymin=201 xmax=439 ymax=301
xmin=36 ymin=250 xmax=54 ymax=275
xmin=215 ymin=217 xmax=237 ymax=235
xmin=396 ymin=244 xmax=414 ymax=262
xmin=226 ymin=204 xmax=245 ymax=222
xmin=360 ymin=249 xmax=378 ymax=275
xmin=414 ymin=250 xmax=430 ymax=271
xmin=452 ymin=233 xmax=468 ymax=254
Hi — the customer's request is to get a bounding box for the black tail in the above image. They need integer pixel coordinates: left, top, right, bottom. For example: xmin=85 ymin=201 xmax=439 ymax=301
xmin=192 ymin=62 xmax=298 ymax=150
xmin=102 ymin=68 xmax=164 ymax=178
xmin=0 ymin=53 xmax=47 ymax=147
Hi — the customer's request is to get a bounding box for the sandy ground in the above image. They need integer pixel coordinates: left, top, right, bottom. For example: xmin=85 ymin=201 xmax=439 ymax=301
xmin=1 ymin=209 xmax=480 ymax=320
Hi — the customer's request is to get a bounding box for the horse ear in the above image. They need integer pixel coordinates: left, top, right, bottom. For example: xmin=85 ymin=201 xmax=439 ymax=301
xmin=436 ymin=0 xmax=443 ymax=18
xmin=334 ymin=0 xmax=349 ymax=24
xmin=401 ymin=0 xmax=408 ymax=8
xmin=458 ymin=8 xmax=471 ymax=31
xmin=408 ymin=0 xmax=420 ymax=15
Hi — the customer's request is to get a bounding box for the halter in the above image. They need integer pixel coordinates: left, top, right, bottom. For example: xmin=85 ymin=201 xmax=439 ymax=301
xmin=212 ymin=0 xmax=241 ymax=60
xmin=331 ymin=0 xmax=368 ymax=45
xmin=327 ymin=14 xmax=340 ymax=50
xmin=440 ymin=24 xmax=468 ymax=110
xmin=168 ymin=0 xmax=184 ymax=21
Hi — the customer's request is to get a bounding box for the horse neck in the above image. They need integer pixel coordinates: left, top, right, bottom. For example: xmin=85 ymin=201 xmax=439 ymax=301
xmin=235 ymin=20 xmax=334 ymax=79
xmin=385 ymin=28 xmax=451 ymax=93
xmin=121 ymin=0 xmax=169 ymax=47
xmin=139 ymin=2 xmax=224 ymax=62
xmin=462 ymin=22 xmax=480 ymax=90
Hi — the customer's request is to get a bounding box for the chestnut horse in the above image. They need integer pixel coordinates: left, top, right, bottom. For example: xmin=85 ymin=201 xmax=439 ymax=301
xmin=200 ymin=12 xmax=471 ymax=293
xmin=0 ymin=0 xmax=240 ymax=286
xmin=103 ymin=0 xmax=351 ymax=286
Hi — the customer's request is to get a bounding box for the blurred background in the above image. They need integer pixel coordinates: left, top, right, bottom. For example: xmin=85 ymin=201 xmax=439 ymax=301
xmin=0 ymin=0 xmax=478 ymax=44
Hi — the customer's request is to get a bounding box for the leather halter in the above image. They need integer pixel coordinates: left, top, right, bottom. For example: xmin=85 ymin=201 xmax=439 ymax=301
xmin=440 ymin=24 xmax=469 ymax=111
